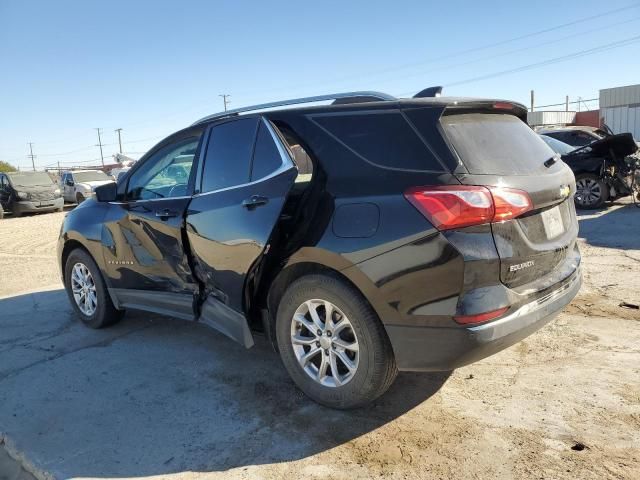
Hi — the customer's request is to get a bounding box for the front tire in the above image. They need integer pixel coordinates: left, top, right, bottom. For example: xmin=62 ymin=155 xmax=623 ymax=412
xmin=76 ymin=193 xmax=85 ymax=204
xmin=575 ymin=173 xmax=608 ymax=209
xmin=64 ymin=248 xmax=124 ymax=328
xmin=276 ymin=274 xmax=397 ymax=409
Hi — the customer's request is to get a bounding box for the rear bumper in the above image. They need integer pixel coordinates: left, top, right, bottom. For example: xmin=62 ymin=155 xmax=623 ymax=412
xmin=13 ymin=197 xmax=63 ymax=214
xmin=386 ymin=265 xmax=582 ymax=371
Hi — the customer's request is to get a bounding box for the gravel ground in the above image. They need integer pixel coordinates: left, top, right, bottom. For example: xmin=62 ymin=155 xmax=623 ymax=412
xmin=0 ymin=202 xmax=638 ymax=480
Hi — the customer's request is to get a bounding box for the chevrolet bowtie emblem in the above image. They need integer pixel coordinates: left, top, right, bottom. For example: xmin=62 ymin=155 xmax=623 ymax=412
xmin=559 ymin=185 xmax=571 ymax=199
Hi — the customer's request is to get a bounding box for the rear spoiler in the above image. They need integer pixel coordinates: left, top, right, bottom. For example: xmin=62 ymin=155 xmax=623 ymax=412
xmin=440 ymin=100 xmax=528 ymax=122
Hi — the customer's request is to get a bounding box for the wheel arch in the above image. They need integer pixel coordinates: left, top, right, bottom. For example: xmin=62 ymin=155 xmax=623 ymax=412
xmin=262 ymin=250 xmax=390 ymax=350
xmin=61 ymin=239 xmax=88 ymax=283
xmin=60 ymin=236 xmax=119 ymax=308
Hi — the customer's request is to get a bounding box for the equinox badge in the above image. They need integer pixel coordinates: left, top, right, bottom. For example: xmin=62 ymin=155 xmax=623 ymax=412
xmin=509 ymin=260 xmax=535 ymax=272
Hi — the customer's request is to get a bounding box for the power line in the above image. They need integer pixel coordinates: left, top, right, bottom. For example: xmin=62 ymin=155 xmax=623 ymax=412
xmin=394 ymin=34 xmax=640 ymax=95
xmin=534 ymin=98 xmax=598 ymax=110
xmin=11 ymin=4 xmax=640 ymax=167
xmin=232 ymin=3 xmax=640 ymax=100
xmin=383 ymin=15 xmax=640 ymax=90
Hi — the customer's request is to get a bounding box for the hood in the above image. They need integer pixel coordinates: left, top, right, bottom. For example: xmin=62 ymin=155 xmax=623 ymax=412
xmin=12 ymin=184 xmax=58 ymax=193
xmin=77 ymin=180 xmax=114 ymax=189
xmin=567 ymin=132 xmax=638 ymax=158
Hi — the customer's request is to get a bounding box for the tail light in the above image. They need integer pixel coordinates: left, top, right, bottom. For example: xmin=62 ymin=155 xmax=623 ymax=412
xmin=404 ymin=185 xmax=532 ymax=230
xmin=454 ymin=307 xmax=509 ymax=325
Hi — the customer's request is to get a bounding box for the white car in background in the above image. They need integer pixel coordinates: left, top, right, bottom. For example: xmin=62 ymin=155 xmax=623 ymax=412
xmin=61 ymin=170 xmax=114 ymax=204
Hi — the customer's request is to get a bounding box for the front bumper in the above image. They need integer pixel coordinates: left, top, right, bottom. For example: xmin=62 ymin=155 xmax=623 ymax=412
xmin=385 ymin=266 xmax=582 ymax=371
xmin=13 ymin=196 xmax=63 ymax=214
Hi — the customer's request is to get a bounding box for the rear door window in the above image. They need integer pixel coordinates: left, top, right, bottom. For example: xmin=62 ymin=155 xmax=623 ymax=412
xmin=250 ymin=122 xmax=283 ymax=181
xmin=309 ymin=110 xmax=446 ymax=172
xmin=441 ymin=113 xmax=554 ymax=175
xmin=201 ymin=118 xmax=260 ymax=192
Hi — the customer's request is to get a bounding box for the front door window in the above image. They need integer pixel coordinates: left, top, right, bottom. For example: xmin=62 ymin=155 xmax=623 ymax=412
xmin=126 ymin=136 xmax=201 ymax=201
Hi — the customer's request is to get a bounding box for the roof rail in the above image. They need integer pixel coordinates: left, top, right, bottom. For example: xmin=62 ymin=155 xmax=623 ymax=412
xmin=192 ymin=91 xmax=396 ymax=125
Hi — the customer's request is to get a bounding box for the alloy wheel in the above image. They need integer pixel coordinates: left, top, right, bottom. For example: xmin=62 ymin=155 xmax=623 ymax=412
xmin=70 ymin=262 xmax=97 ymax=316
xmin=290 ymin=299 xmax=359 ymax=387
xmin=575 ymin=178 xmax=602 ymax=207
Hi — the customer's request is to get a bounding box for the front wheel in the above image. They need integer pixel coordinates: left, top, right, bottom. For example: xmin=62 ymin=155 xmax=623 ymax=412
xmin=575 ymin=173 xmax=609 ymax=209
xmin=276 ymin=274 xmax=397 ymax=409
xmin=64 ymin=248 xmax=124 ymax=328
xmin=76 ymin=193 xmax=85 ymax=204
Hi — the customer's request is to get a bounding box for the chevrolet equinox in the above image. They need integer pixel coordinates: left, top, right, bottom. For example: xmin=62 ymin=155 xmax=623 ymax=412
xmin=58 ymin=90 xmax=582 ymax=408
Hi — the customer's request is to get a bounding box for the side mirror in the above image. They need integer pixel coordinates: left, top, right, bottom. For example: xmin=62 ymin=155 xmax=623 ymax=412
xmin=95 ymin=182 xmax=117 ymax=202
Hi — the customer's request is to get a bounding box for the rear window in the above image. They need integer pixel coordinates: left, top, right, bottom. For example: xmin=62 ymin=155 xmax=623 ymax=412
xmin=310 ymin=111 xmax=446 ymax=172
xmin=441 ymin=113 xmax=554 ymax=175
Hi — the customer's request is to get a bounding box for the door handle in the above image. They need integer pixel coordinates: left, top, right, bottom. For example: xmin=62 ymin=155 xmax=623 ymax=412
xmin=242 ymin=195 xmax=269 ymax=209
xmin=155 ymin=208 xmax=179 ymax=218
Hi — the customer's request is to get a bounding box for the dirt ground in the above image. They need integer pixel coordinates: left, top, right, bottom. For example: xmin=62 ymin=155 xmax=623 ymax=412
xmin=0 ymin=201 xmax=638 ymax=480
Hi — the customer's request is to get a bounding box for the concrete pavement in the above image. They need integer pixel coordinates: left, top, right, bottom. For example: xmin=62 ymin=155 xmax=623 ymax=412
xmin=0 ymin=288 xmax=445 ymax=479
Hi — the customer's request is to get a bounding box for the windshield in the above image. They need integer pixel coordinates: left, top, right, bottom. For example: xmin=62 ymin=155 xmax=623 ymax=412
xmin=540 ymin=135 xmax=575 ymax=155
xmin=7 ymin=171 xmax=54 ymax=187
xmin=441 ymin=113 xmax=554 ymax=175
xmin=73 ymin=171 xmax=110 ymax=183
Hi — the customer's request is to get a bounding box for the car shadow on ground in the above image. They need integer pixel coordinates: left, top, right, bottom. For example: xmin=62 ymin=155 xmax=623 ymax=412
xmin=0 ymin=289 xmax=450 ymax=478
xmin=577 ymin=200 xmax=640 ymax=250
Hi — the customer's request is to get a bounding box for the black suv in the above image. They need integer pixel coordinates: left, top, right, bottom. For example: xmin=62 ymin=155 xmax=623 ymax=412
xmin=58 ymin=91 xmax=582 ymax=408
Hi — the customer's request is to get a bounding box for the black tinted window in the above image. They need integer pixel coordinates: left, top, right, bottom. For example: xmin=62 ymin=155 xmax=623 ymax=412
xmin=251 ymin=122 xmax=282 ymax=180
xmin=441 ymin=113 xmax=553 ymax=175
xmin=202 ymin=118 xmax=259 ymax=192
xmin=311 ymin=111 xmax=444 ymax=172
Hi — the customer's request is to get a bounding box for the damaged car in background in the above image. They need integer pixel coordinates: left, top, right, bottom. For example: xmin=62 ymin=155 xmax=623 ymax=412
xmin=541 ymin=133 xmax=639 ymax=209
xmin=0 ymin=170 xmax=64 ymax=218
xmin=58 ymin=90 xmax=582 ymax=408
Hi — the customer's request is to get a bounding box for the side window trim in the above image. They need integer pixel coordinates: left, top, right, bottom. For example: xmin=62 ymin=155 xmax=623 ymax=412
xmin=194 ymin=127 xmax=212 ymax=195
xmin=193 ymin=118 xmax=295 ymax=199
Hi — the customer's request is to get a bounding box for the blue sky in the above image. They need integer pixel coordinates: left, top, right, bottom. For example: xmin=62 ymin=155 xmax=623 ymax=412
xmin=1 ymin=0 xmax=639 ymax=170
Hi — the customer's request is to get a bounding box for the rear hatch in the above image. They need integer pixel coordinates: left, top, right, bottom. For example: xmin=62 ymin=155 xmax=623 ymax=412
xmin=440 ymin=109 xmax=579 ymax=290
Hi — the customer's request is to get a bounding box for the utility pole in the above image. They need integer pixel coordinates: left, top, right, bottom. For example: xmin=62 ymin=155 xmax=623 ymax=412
xmin=565 ymin=95 xmax=569 ymax=112
xmin=27 ymin=142 xmax=36 ymax=171
xmin=95 ymin=128 xmax=105 ymax=166
xmin=219 ymin=94 xmax=231 ymax=112
xmin=530 ymin=90 xmax=534 ymax=112
xmin=115 ymin=128 xmax=123 ymax=154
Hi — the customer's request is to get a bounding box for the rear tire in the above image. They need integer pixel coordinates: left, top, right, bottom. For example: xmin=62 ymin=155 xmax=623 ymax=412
xmin=276 ymin=274 xmax=397 ymax=409
xmin=64 ymin=248 xmax=124 ymax=328
xmin=575 ymin=173 xmax=608 ymax=209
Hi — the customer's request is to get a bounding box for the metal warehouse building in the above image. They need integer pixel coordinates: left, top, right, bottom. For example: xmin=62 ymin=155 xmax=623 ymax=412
xmin=600 ymin=83 xmax=640 ymax=139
